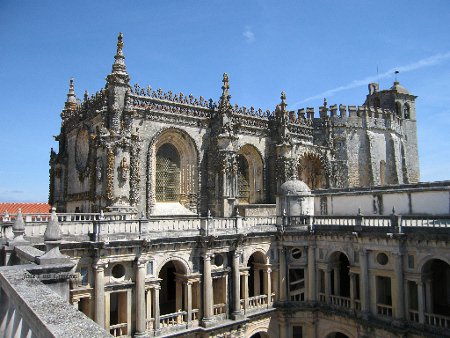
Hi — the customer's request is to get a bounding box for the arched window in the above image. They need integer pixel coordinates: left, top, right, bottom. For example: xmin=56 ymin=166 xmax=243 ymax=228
xmin=395 ymin=102 xmax=402 ymax=117
xmin=237 ymin=144 xmax=264 ymax=204
xmin=403 ymin=104 xmax=410 ymax=119
xmin=155 ymin=143 xmax=180 ymax=202
xmin=237 ymin=155 xmax=250 ymax=203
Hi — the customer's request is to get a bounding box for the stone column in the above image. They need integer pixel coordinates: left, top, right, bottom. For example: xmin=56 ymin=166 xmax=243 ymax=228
xmin=349 ymin=272 xmax=356 ymax=310
xmin=231 ymin=251 xmax=243 ymax=319
xmin=184 ymin=281 xmax=193 ymax=327
xmin=254 ymin=268 xmax=261 ymax=295
xmin=425 ymin=279 xmax=433 ymax=313
xmin=146 ymin=288 xmax=152 ymax=331
xmin=333 ymin=266 xmax=340 ymax=296
xmin=176 ymin=281 xmax=183 ymax=312
xmin=417 ymin=281 xmax=425 ymax=324
xmin=307 ymin=246 xmax=316 ymax=302
xmin=152 ymin=285 xmax=160 ymax=332
xmin=93 ymin=260 xmax=106 ymax=328
xmin=359 ymin=250 xmax=370 ymax=315
xmin=135 ymin=257 xmax=147 ymax=336
xmin=278 ymin=246 xmax=287 ymax=301
xmin=324 ymin=268 xmax=331 ymax=303
xmin=266 ymin=268 xmax=272 ymax=307
xmin=202 ymin=254 xmax=214 ymax=326
xmin=242 ymin=271 xmax=249 ymax=312
xmin=393 ymin=253 xmax=405 ymax=320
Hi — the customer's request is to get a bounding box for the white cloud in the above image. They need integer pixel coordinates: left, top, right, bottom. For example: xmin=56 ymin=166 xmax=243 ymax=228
xmin=243 ymin=26 xmax=255 ymax=43
xmin=294 ymin=51 xmax=450 ymax=106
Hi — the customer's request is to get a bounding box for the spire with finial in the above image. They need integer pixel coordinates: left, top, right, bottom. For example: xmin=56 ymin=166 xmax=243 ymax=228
xmin=111 ymin=32 xmax=128 ymax=76
xmin=64 ymin=78 xmax=77 ymax=110
xmin=11 ymin=208 xmax=26 ymax=242
xmin=280 ymin=91 xmax=287 ymax=112
xmin=44 ymin=207 xmax=62 ymax=242
xmin=218 ymin=73 xmax=232 ymax=113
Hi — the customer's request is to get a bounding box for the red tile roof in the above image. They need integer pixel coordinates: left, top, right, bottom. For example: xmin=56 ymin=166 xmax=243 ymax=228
xmin=0 ymin=203 xmax=51 ymax=215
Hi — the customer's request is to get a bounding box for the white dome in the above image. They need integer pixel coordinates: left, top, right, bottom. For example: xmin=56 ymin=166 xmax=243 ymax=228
xmin=279 ymin=179 xmax=311 ymax=196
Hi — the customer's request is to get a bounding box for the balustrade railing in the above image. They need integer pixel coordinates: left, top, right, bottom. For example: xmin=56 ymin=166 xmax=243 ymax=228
xmin=330 ymin=295 xmax=351 ymax=308
xmin=409 ymin=310 xmax=419 ymax=322
xmin=160 ymin=311 xmax=187 ymax=327
xmin=191 ymin=308 xmax=200 ymax=321
xmin=248 ymin=294 xmax=268 ymax=308
xmin=146 ymin=318 xmax=155 ymax=331
xmin=2 ymin=210 xmax=450 ymax=242
xmin=377 ymin=303 xmax=393 ymax=317
xmin=213 ymin=303 xmax=227 ymax=316
xmin=109 ymin=322 xmax=128 ymax=337
xmin=425 ymin=312 xmax=450 ymax=328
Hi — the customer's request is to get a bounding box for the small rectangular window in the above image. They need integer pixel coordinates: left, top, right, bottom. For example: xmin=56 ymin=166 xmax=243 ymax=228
xmin=408 ymin=255 xmax=414 ymax=269
xmin=146 ymin=261 xmax=154 ymax=276
xmin=80 ymin=267 xmax=88 ymax=286
xmin=292 ymin=325 xmax=303 ymax=338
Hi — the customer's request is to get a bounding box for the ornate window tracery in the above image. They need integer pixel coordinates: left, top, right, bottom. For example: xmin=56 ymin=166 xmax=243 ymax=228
xmin=155 ymin=143 xmax=180 ymax=202
xmin=238 ymin=155 xmax=250 ymax=203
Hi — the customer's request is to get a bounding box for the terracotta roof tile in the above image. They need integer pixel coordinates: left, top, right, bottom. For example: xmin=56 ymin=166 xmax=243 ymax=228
xmin=0 ymin=203 xmax=51 ymax=215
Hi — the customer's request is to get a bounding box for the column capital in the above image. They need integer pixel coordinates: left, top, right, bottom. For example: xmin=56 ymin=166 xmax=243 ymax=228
xmin=202 ymin=253 xmax=214 ymax=261
xmin=233 ymin=250 xmax=243 ymax=258
xmin=136 ymin=256 xmax=148 ymax=268
xmin=359 ymin=249 xmax=368 ymax=257
xmin=93 ymin=259 xmax=108 ymax=271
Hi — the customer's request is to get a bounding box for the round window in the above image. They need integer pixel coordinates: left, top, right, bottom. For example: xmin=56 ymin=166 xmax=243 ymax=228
xmin=214 ymin=254 xmax=224 ymax=266
xmin=291 ymin=248 xmax=302 ymax=260
xmin=377 ymin=253 xmax=389 ymax=265
xmin=111 ymin=264 xmax=126 ymax=279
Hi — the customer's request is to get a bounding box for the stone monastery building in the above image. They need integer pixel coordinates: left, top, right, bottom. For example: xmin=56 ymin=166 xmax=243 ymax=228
xmin=1 ymin=33 xmax=449 ymax=338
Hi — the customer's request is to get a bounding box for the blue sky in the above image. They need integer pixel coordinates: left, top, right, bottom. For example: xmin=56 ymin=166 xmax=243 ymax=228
xmin=0 ymin=1 xmax=449 ymax=202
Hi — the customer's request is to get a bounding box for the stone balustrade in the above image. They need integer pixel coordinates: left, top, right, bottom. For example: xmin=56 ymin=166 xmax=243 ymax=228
xmin=1 ymin=211 xmax=449 ymax=243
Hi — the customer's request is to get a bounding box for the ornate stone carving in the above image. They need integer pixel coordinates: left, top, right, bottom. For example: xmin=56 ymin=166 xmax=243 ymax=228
xmin=119 ymin=157 xmax=129 ymax=181
xmin=129 ymin=135 xmax=141 ymax=206
xmin=106 ymin=148 xmax=115 ymax=201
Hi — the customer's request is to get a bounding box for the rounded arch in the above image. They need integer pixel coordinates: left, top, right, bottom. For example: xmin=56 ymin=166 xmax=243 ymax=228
xmin=403 ymin=102 xmax=411 ymax=119
xmin=297 ymin=152 xmax=329 ymax=189
xmin=395 ymin=101 xmax=402 ymax=117
xmin=237 ymin=144 xmax=264 ymax=204
xmin=322 ymin=325 xmax=355 ymax=338
xmin=417 ymin=255 xmax=450 ymax=274
xmin=420 ymin=258 xmax=450 ymax=316
xmin=156 ymin=256 xmax=191 ymax=276
xmin=325 ymin=332 xmax=351 ymax=338
xmin=245 ymin=248 xmax=268 ymax=266
xmin=327 ymin=251 xmax=351 ymax=298
xmin=325 ymin=249 xmax=352 ymax=264
xmin=247 ymin=329 xmax=270 ymax=338
xmin=147 ymin=127 xmax=199 ymax=214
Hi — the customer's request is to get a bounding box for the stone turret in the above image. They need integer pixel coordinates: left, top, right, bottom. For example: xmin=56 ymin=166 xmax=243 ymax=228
xmin=277 ymin=179 xmax=314 ymax=218
xmin=106 ymin=32 xmax=131 ymax=133
xmin=208 ymin=73 xmax=239 ymax=217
